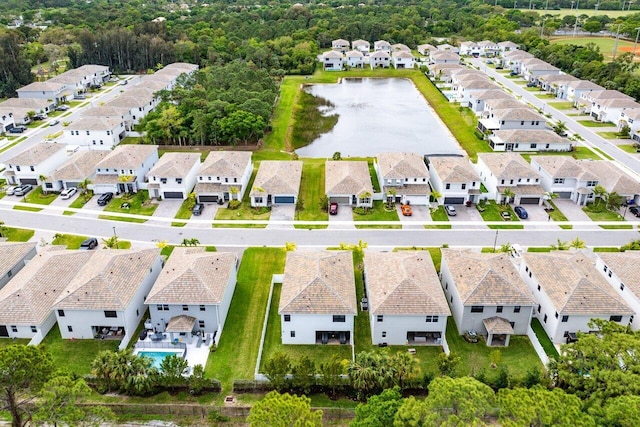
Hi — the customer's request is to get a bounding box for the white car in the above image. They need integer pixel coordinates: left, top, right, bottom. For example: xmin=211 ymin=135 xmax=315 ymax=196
xmin=5 ymin=185 xmax=18 ymax=196
xmin=60 ymin=187 xmax=78 ymax=199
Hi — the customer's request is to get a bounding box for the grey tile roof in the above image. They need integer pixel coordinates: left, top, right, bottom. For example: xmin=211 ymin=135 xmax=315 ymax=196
xmin=148 ymin=152 xmax=200 ymax=178
xmin=352 ymin=39 xmax=370 ymax=48
xmin=54 ymin=248 xmax=161 ymax=310
xmin=165 ymin=315 xmax=196 ymax=332
xmin=537 ymin=73 xmax=579 ymax=84
xmin=370 ymin=51 xmax=390 ymax=59
xmin=6 ymin=142 xmax=66 ymax=166
xmin=522 ymin=251 xmax=633 ymax=315
xmin=598 ymin=98 xmax=640 ymax=109
xmin=442 ymin=249 xmax=535 ymax=306
xmin=566 ymin=80 xmax=604 ymax=91
xmin=147 ymin=248 xmax=237 ymax=305
xmin=323 ymin=51 xmax=343 ymax=59
xmin=471 ymin=89 xmax=512 ymax=102
xmin=531 ymin=156 xmax=585 ymax=179
xmin=199 ymin=151 xmax=252 ymax=177
xmin=96 ymin=145 xmax=158 ymax=169
xmin=105 ymin=95 xmax=150 ymax=109
xmin=377 ymin=152 xmax=428 ymax=180
xmin=489 ymin=108 xmax=545 ymax=121
xmin=0 ymin=242 xmax=36 ymax=278
xmin=491 ymin=129 xmax=566 ymax=145
xmin=251 ymin=161 xmax=302 ymax=197
xmin=82 ymin=105 xmax=132 ymax=118
xmin=364 ymin=252 xmax=450 ymax=316
xmin=429 ymin=156 xmax=480 ymax=183
xmin=66 ymin=117 xmax=123 ymax=131
xmin=461 ymin=80 xmax=499 ymax=90
xmin=484 ymin=98 xmax=525 ymax=110
xmin=477 ymin=153 xmax=540 ymax=180
xmin=0 ymin=98 xmax=52 ymax=110
xmin=325 ymin=161 xmax=373 ymax=196
xmin=17 ymin=81 xmax=67 ymax=92
xmin=597 ymin=252 xmax=640 ymax=297
xmin=483 ymin=316 xmax=514 ymax=334
xmin=346 ymin=50 xmax=364 ymax=58
xmin=49 ymin=150 xmax=108 ymax=181
xmin=431 ymin=51 xmax=460 ymax=61
xmin=586 ymin=90 xmax=634 ymax=102
xmin=279 ymin=251 xmax=357 ymax=315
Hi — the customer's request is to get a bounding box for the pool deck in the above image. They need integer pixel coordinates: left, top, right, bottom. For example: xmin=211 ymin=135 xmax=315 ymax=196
xmin=134 ymin=336 xmax=211 ymax=371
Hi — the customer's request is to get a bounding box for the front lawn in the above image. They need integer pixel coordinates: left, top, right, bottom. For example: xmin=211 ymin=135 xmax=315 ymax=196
xmin=353 ymin=201 xmax=401 ymax=229
xmin=0 ymin=227 xmax=34 ymax=242
xmin=582 ymin=203 xmax=632 ymax=229
xmin=172 ymin=198 xmax=193 ymax=226
xmin=205 ymin=248 xmax=286 ymax=391
xmin=577 ymin=120 xmax=616 ymax=128
xmin=296 ymin=159 xmax=328 ymax=224
xmin=25 ymin=187 xmax=57 ymax=205
xmin=597 ymin=131 xmax=625 ymax=139
xmin=51 ymin=233 xmax=89 ymax=249
xmin=214 ymin=168 xmax=270 ymax=227
xmin=64 ymin=191 xmax=93 ymax=215
xmin=426 ymin=205 xmax=452 ymax=229
xmin=478 ymin=201 xmax=523 ymax=230
xmin=99 ymin=192 xmax=157 ymax=222
xmin=548 ymin=102 xmax=576 ymax=110
xmin=618 ymin=144 xmax=639 ymax=153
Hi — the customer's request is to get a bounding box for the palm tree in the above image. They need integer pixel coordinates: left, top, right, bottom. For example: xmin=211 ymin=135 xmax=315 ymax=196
xmin=593 ymin=185 xmax=607 ymax=207
xmin=39 ymin=175 xmax=49 ymax=195
xmin=285 ymin=241 xmax=297 ymax=252
xmin=570 ymin=237 xmax=587 ymax=249
xmin=91 ymin=351 xmax=117 ymax=392
xmin=229 ymin=186 xmax=239 ymax=201
xmin=77 ymin=178 xmax=92 ymax=197
xmin=189 ymin=238 xmax=200 ymax=246
xmin=386 ymin=188 xmax=397 ymax=209
xmin=498 ymin=242 xmax=512 ymax=253
xmin=186 ymin=192 xmax=196 ymax=209
xmin=550 ymin=238 xmax=569 ymax=251
xmin=358 ymin=191 xmax=372 ymax=212
xmin=430 ymin=190 xmax=443 ymax=205
xmin=501 ymin=188 xmax=516 ymax=205
xmin=156 ymin=240 xmax=168 ymax=249
xmin=390 ymin=351 xmax=421 ymax=389
xmin=348 ymin=352 xmax=382 ymax=399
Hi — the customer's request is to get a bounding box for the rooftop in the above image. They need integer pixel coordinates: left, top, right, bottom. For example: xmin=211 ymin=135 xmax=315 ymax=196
xmin=325 ymin=161 xmax=373 ymax=196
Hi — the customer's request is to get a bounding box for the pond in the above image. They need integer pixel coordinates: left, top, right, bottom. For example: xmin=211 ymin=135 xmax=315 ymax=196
xmin=295 ymin=78 xmax=463 ymax=158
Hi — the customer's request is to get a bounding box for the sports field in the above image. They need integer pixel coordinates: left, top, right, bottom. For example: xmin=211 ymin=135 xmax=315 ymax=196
xmin=549 ymin=8 xmax=637 ymax=18
xmin=550 ymin=36 xmax=638 ymax=61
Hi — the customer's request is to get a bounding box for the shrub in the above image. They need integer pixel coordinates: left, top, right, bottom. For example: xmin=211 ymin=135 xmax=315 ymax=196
xmin=232 ymin=379 xmax=273 ymax=393
xmin=228 ymin=200 xmax=241 ymax=210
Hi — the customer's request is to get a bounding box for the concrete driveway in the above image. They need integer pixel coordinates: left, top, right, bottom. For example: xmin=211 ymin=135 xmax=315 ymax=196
xmin=397 ymin=204 xmax=431 ymax=229
xmin=152 ymin=199 xmax=182 ymax=218
xmin=329 ymin=204 xmax=355 ymax=229
xmin=553 ymin=200 xmax=593 ymax=222
xmin=268 ymin=205 xmax=295 ymax=229
xmin=48 ymin=192 xmax=77 ymax=208
xmin=513 ymin=204 xmax=559 ymax=229
xmin=447 ymin=204 xmax=487 ymax=229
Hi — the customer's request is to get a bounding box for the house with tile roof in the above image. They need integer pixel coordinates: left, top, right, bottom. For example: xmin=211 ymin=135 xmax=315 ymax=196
xmin=374 ymin=40 xmax=392 ymax=53
xmin=520 ymin=59 xmax=561 ymax=83
xmin=16 ymin=81 xmax=71 ymax=104
xmin=392 ymin=50 xmax=415 ymax=69
xmin=104 ymin=87 xmax=160 ymax=125
xmin=0 ymin=242 xmax=37 ymax=290
xmin=429 ymin=51 xmax=460 ymax=65
xmin=147 ymin=152 xmax=200 ymax=200
xmin=467 ymin=89 xmax=512 ymax=113
xmin=454 ymin=78 xmax=499 ymax=106
xmin=535 ymin=73 xmax=579 ymax=97
xmin=565 ymin=80 xmax=604 ymax=103
xmin=519 ymin=251 xmax=634 ymax=343
xmin=0 ymin=110 xmax=16 ymax=132
xmin=0 ymin=98 xmax=55 ymax=120
xmin=63 ymin=117 xmax=126 ymax=149
xmin=579 ymin=90 xmax=634 ymax=116
xmin=375 ymin=152 xmax=430 ymax=205
xmin=478 ymin=40 xmax=500 ymax=57
xmin=475 ymin=153 xmax=544 ymax=205
xmin=459 ymin=41 xmax=480 ymax=57
xmin=331 ymin=39 xmax=350 ymax=54
xmin=279 ymin=251 xmax=356 ymax=345
xmin=417 ymin=43 xmax=437 ymax=56
xmin=488 ymin=129 xmax=572 ymax=152
xmin=497 ymin=41 xmax=519 ymax=54
xmin=49 ymin=64 xmax=111 ymax=94
xmin=595 ymin=252 xmax=640 ymax=330
xmin=436 ymin=43 xmax=459 ymax=53
xmin=440 ymin=249 xmax=535 ymax=346
xmin=93 ymin=144 xmax=159 ymax=194
xmin=82 ymin=105 xmax=134 ymax=131
xmin=46 ymin=150 xmax=108 ymax=192
xmin=146 ymin=248 xmax=238 ymax=344
xmin=589 ymin=98 xmax=640 ymax=125
xmin=352 ymin=39 xmax=370 ymax=54
xmin=477 ymin=108 xmax=546 ymax=133
xmin=427 ymin=156 xmax=481 ymax=205
xmin=427 ymin=63 xmax=464 ymax=81
xmin=502 ymin=50 xmax=534 ymax=74
xmin=54 ymin=248 xmax=162 ymax=348
xmin=195 ymin=151 xmax=252 ymax=204
xmin=345 ymin=50 xmax=365 ymax=68
xmin=322 ymin=50 xmax=344 ymax=70
xmin=3 ymin=142 xmax=68 ymax=186
xmin=365 ymin=252 xmax=450 ymax=346
xmin=250 ymin=161 xmax=302 ymax=207
xmin=618 ymin=109 xmax=640 ymax=142
xmin=369 ymin=50 xmax=390 ymax=69
xmin=325 ymin=161 xmax=374 ymax=207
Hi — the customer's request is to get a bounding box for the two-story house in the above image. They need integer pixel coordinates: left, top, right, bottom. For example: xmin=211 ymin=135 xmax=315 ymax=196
xmin=477 ymin=108 xmax=546 ymax=133
xmin=520 ymin=59 xmax=561 ymax=83
xmin=195 ymin=151 xmax=253 ymax=204
xmin=618 ymin=109 xmax=640 ymax=142
xmin=331 ymin=39 xmax=350 ymax=54
xmin=392 ymin=51 xmax=415 ymax=69
xmin=497 ymin=41 xmax=519 ymax=55
xmin=322 ymin=50 xmax=344 ymax=70
xmin=454 ymin=78 xmax=499 ymax=106
xmin=440 ymin=249 xmax=535 ymax=347
xmin=475 ymin=153 xmax=544 ymax=205
xmin=46 ymin=150 xmax=108 ymax=192
xmin=417 ymin=43 xmax=437 ymax=56
xmin=3 ymin=142 xmax=68 ymax=186
xmin=536 ymin=73 xmax=579 ymax=97
xmin=595 ymin=252 xmax=640 ymax=330
xmin=0 ymin=242 xmax=37 ymax=291
xmin=325 ymin=160 xmax=374 ymax=208
xmin=16 ymin=81 xmax=70 ymax=104
xmin=375 ymin=152 xmax=431 ymax=205
xmin=429 ymin=51 xmax=461 ymax=65
xmin=478 ymin=40 xmax=500 ymax=57
xmin=104 ymin=87 xmax=160 ymax=125
xmin=147 ymin=152 xmax=200 ymax=200
xmin=279 ymin=251 xmax=356 ymax=345
xmin=82 ymin=105 xmax=134 ymax=131
xmin=250 ymin=161 xmax=302 ymax=207
xmin=373 ymin=40 xmax=392 ymax=53
xmin=369 ymin=51 xmax=390 ymax=69
xmin=488 ymin=129 xmax=572 ymax=152
xmin=579 ymin=90 xmax=635 ymax=116
xmin=590 ymin=98 xmax=640 ymax=124
xmin=345 ymin=50 xmax=365 ymax=68
xmin=467 ymin=89 xmax=512 ymax=113
xmin=64 ymin=117 xmax=126 ymax=150
xmin=503 ymin=50 xmax=534 ymax=74
xmin=352 ymin=39 xmax=370 ymax=54
xmin=427 ymin=156 xmax=481 ymax=205
xmin=459 ymin=41 xmax=480 ymax=57
xmin=92 ymin=144 xmax=159 ymax=195
xmin=566 ymin=80 xmax=604 ymax=104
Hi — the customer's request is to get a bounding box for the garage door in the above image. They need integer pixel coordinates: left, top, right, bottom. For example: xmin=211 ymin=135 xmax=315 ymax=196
xmin=198 ymin=195 xmax=218 ymax=203
xmin=274 ymin=196 xmax=295 ymax=204
xmin=557 ymin=192 xmax=572 ymax=199
xmin=444 ymin=197 xmax=465 ymax=204
xmin=519 ymin=197 xmax=540 ymax=204
xmin=20 ymin=178 xmax=38 ymax=185
xmin=163 ymin=191 xmax=184 ymax=199
xmin=405 ymin=195 xmax=429 ymax=206
xmin=330 ymin=196 xmax=350 ymax=205
xmin=66 ymin=182 xmax=79 ymax=188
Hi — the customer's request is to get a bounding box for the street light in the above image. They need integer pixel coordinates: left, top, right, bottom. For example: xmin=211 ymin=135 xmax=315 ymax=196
xmin=112 ymin=226 xmax=118 ymax=249
xmin=633 ymin=27 xmax=640 ymax=57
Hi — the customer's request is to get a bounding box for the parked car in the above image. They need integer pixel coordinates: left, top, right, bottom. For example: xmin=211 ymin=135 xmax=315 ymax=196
xmin=97 ymin=192 xmax=114 ymax=206
xmin=629 ymin=206 xmax=640 ymax=217
xmin=510 ymin=70 xmax=518 ymax=76
xmin=500 ymin=210 xmax=512 ymax=220
xmin=8 ymin=126 xmax=26 ymax=134
xmin=120 ymin=80 xmax=128 ymax=85
xmin=445 ymin=205 xmax=457 ymax=216
xmin=14 ymin=184 xmax=33 ymax=196
xmin=192 ymin=203 xmax=204 ymax=216
xmin=55 ymin=105 xmax=70 ymax=111
xmin=514 ymin=206 xmax=528 ymax=219
xmin=60 ymin=187 xmax=78 ymax=199
xmin=526 ymin=82 xmax=537 ymax=87
xmin=79 ymin=237 xmax=98 ymax=250
xmin=401 ymin=204 xmax=413 ymax=216
xmin=4 ymin=185 xmax=18 ymax=196
xmin=49 ymin=119 xmax=60 ymax=127
xmin=329 ymin=202 xmax=338 ymax=215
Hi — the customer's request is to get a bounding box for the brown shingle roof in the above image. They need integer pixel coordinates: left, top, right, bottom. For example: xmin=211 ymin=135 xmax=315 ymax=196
xmin=251 ymin=161 xmax=302 ymax=196
xmin=429 ymin=157 xmax=480 ymax=183
xmin=148 ymin=152 xmax=200 ymax=178
xmin=377 ymin=152 xmax=429 ymax=180
xmin=279 ymin=251 xmax=357 ymax=315
xmin=198 ymin=151 xmax=251 ymax=177
xmin=6 ymin=142 xmax=66 ymax=166
xmin=325 ymin=161 xmax=373 ymax=196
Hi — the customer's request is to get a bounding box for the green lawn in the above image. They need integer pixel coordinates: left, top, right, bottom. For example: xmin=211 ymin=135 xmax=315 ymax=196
xmin=25 ymin=187 xmax=57 ymax=205
xmin=65 ymin=192 xmax=93 ymax=213
xmin=425 ymin=205 xmax=452 ymax=229
xmin=1 ymin=227 xmax=34 ymax=242
xmin=582 ymin=204 xmax=632 ymax=229
xmin=618 ymin=144 xmax=639 ymax=153
xmin=548 ymin=102 xmax=576 ymax=110
xmin=214 ymin=168 xmax=270 ymax=227
xmin=205 ymin=248 xmax=286 ymax=391
xmin=40 ymin=325 xmax=120 ymax=376
xmin=550 ymin=35 xmax=636 ymax=61
xmin=577 ymin=119 xmax=616 ymax=128
xmin=597 ymin=131 xmax=625 ymax=139
xmin=547 ymin=200 xmax=573 ymax=230
xmin=99 ymin=192 xmax=157 ymax=222
xmin=520 ymin=147 xmax=600 ymax=162
xmin=479 ymin=201 xmax=523 ymax=230
xmin=51 ymin=233 xmax=89 ymax=249
xmin=263 ymin=76 xmax=306 ymax=153
xmin=530 ymin=318 xmax=559 ymax=360
xmin=353 ymin=201 xmax=401 ymax=229
xmin=260 ymin=283 xmax=353 ymax=372
xmin=171 ymin=199 xmax=193 ymax=226
xmin=296 ymin=159 xmax=328 ymax=224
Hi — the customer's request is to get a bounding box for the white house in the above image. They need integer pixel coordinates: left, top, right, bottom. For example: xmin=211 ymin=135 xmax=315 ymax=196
xmin=467 ymin=89 xmax=512 ymax=113
xmin=375 ymin=152 xmax=431 ymax=205
xmin=454 ymin=78 xmax=499 ymax=106
xmin=0 ymin=242 xmax=37 ymax=290
xmin=0 ymin=110 xmax=16 ymax=132
xmin=279 ymin=251 xmax=356 ymax=345
xmin=325 ymin=160 xmax=374 ymax=208
xmin=430 ymin=51 xmax=460 ymax=65
xmin=345 ymin=50 xmax=365 ymax=68
xmin=488 ymin=129 xmax=572 ymax=153
xmin=82 ymin=105 xmax=134 ymax=131
xmin=374 ymin=40 xmax=392 ymax=53
xmin=477 ymin=40 xmax=500 ymax=57
xmin=46 ymin=150 xmax=108 ymax=192
xmin=104 ymin=87 xmax=160 ymax=125
xmin=16 ymin=81 xmax=70 ymax=104
xmin=595 ymin=252 xmax=640 ymax=330
xmin=250 ymin=161 xmax=302 ymax=207
xmin=54 ymin=248 xmax=162 ymax=349
xmin=503 ymin=50 xmax=534 ymax=74
xmin=93 ymin=145 xmax=159 ymax=195
xmin=536 ymin=73 xmax=579 ymax=97
xmin=477 ymin=108 xmax=546 ymax=133
xmin=427 ymin=156 xmax=481 ymax=205
xmin=392 ymin=51 xmax=415 ymax=69
xmin=322 ymin=50 xmax=344 ymax=70
xmin=436 ymin=43 xmax=459 ymax=53
xmin=3 ymin=142 xmax=68 ymax=186
xmin=147 ymin=152 xmax=200 ymax=200
xmin=497 ymin=41 xmax=519 ymax=54
xmin=589 ymin=98 xmax=640 ymax=124
xmin=64 ymin=117 xmax=126 ymax=149
xmin=0 ymin=98 xmax=55 ymax=117
xmin=579 ymin=90 xmax=635 ymax=116
xmin=459 ymin=41 xmax=480 ymax=57
xmin=146 ymin=248 xmax=238 ymax=344
xmin=369 ymin=50 xmax=390 ymax=69
xmin=565 ymin=80 xmax=604 ymax=103
xmin=352 ymin=39 xmax=370 ymax=54
xmin=440 ymin=249 xmax=535 ymax=347
xmin=521 ymin=59 xmax=561 ymax=82
xmin=417 ymin=43 xmax=437 ymax=56
xmin=475 ymin=153 xmax=544 ymax=205
xmin=365 ymin=252 xmax=450 ymax=346
xmin=195 ymin=151 xmax=253 ymax=204
xmin=331 ymin=39 xmax=350 ymax=54
xmin=0 ymin=248 xmax=94 ymax=344
xmin=618 ymin=109 xmax=640 ymax=142
xmin=519 ymin=251 xmax=634 ymax=344
xmin=49 ymin=64 xmax=111 ymax=95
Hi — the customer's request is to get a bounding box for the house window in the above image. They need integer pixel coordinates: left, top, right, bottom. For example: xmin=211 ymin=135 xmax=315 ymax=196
xmin=67 ymin=326 xmax=73 ymax=332
xmin=520 ymin=121 xmax=524 ymax=125
xmin=501 ymin=179 xmax=505 ymax=185
xmin=471 ymin=306 xmax=484 ymax=313
xmin=610 ymin=315 xmax=623 ymax=322
xmin=156 ymin=304 xmax=163 ymax=311
xmin=30 ymin=166 xmax=34 ymax=172
xmin=426 ymin=315 xmax=439 ymax=322
xmin=537 ymin=304 xmax=541 ymax=313
xmin=199 ymin=320 xmax=205 ymax=328
xmin=603 ymin=265 xmax=608 ymax=272
xmin=445 ymin=184 xmax=451 ymax=190
xmin=16 ymin=166 xmax=20 ymax=172
xmin=290 ymin=331 xmax=295 ymax=338
xmin=377 ymin=315 xmax=384 ymax=322
xmin=553 ymin=178 xmax=565 ymax=184
xmin=11 ymin=326 xmax=17 ymax=333
xmin=104 ymin=311 xmax=117 ymax=318
xmin=58 ymin=310 xmax=65 ymax=317
xmin=284 ymin=315 xmax=291 ymax=322
xmin=136 ymin=309 xmax=139 ymax=316
xmin=163 ymin=304 xmax=169 ymax=311
xmin=382 ymin=331 xmax=387 ymax=338
xmin=537 ymin=284 xmax=541 ymax=291
xmin=555 ymin=312 xmax=559 ymax=319
xmin=496 ymin=306 xmax=503 ymax=313
xmin=531 ymin=144 xmax=537 ymax=149
xmin=608 ymin=271 xmax=612 ymax=278
xmin=514 ymin=306 xmax=521 ymax=313
xmin=200 ymin=305 xmax=206 ymax=311
xmin=333 ymin=315 xmax=346 ymax=323
xmin=543 ymin=314 xmax=548 ymax=323
xmin=461 ymin=184 xmax=466 ymax=190
xmin=586 ymin=181 xmax=597 ymax=187
xmin=182 ymin=305 xmax=189 ymax=311
xmin=562 ymin=315 xmax=569 ymax=322
xmin=7 ymin=270 xmax=12 ymax=278
xmin=620 ymin=283 xmax=625 ymax=291
xmin=176 ymin=178 xmax=182 ymax=184
xmin=545 ymin=144 xmax=550 ymax=149
xmin=161 ymin=178 xmax=167 ymax=184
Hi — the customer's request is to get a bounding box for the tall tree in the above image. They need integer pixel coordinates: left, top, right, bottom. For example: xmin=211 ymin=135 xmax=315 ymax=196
xmin=247 ymin=391 xmax=322 ymax=427
xmin=291 ymin=356 xmax=315 ymax=395
xmin=263 ymin=352 xmax=291 ymax=392
xmin=352 ymin=387 xmax=404 ymax=427
xmin=426 ymin=376 xmax=495 ymax=426
xmin=159 ymin=354 xmax=189 ymax=392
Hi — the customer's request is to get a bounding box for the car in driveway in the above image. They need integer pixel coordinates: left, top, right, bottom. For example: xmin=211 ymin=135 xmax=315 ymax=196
xmin=60 ymin=187 xmax=77 ymax=199
xmin=55 ymin=105 xmax=70 ymax=111
xmin=514 ymin=206 xmax=528 ymax=219
xmin=445 ymin=205 xmax=457 ymax=216
xmin=8 ymin=126 xmax=26 ymax=134
xmin=97 ymin=192 xmax=113 ymax=206
xmin=500 ymin=210 xmax=512 ymax=220
xmin=329 ymin=202 xmax=338 ymax=215
xmin=79 ymin=237 xmax=98 ymax=250
xmin=13 ymin=184 xmax=33 ymax=196
xmin=629 ymin=206 xmax=640 ymax=217
xmin=4 ymin=185 xmax=18 ymax=195
xmin=401 ymin=204 xmax=412 ymax=216
xmin=192 ymin=203 xmax=204 ymax=216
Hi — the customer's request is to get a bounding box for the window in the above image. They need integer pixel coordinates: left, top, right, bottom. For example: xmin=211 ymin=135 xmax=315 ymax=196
xmin=67 ymin=326 xmax=73 ymax=332
xmin=537 ymin=304 xmax=541 ymax=313
xmin=514 ymin=306 xmax=521 ymax=313
xmin=7 ymin=270 xmax=12 ymax=278
xmin=496 ymin=306 xmax=503 ymax=313
xmin=426 ymin=315 xmax=439 ymax=322
xmin=563 ymin=331 xmax=569 ymax=337
xmin=553 ymin=178 xmax=565 ymax=184
xmin=30 ymin=166 xmax=34 ymax=171
xmin=199 ymin=320 xmax=205 ymax=328
xmin=200 ymin=305 xmax=206 ymax=311
xmin=510 ymin=322 xmax=515 ymax=328
xmin=333 ymin=315 xmax=346 ymax=323
xmin=520 ymin=121 xmax=525 ymax=125
xmin=586 ymin=181 xmax=597 ymax=187
xmin=461 ymin=183 xmax=466 ymax=190
xmin=58 ymin=309 xmax=65 ymax=317
xmin=501 ymin=179 xmax=505 ymax=185
xmin=555 ymin=312 xmax=559 ymax=319
xmin=382 ymin=331 xmax=387 ymax=338
xmin=176 ymin=178 xmax=182 ymax=184
xmin=11 ymin=326 xmax=17 ymax=333
xmin=157 ymin=304 xmax=164 ymax=311
xmin=284 ymin=315 xmax=291 ymax=322
xmin=543 ymin=314 xmax=548 ymax=323
xmin=531 ymin=144 xmax=537 ymax=149
xmin=621 ymin=283 xmax=625 ymax=291
xmin=537 ymin=284 xmax=541 ymax=291
xmin=471 ymin=306 xmax=484 ymax=313
xmin=136 ymin=309 xmax=139 ymax=316
xmin=562 ymin=315 xmax=569 ymax=322
xmin=603 ymin=265 xmax=608 ymax=272
xmin=377 ymin=315 xmax=384 ymax=322
xmin=182 ymin=305 xmax=189 ymax=311
xmin=104 ymin=311 xmax=117 ymax=318
xmin=445 ymin=184 xmax=451 ymax=190
xmin=31 ymin=326 xmax=37 ymax=333
xmin=610 ymin=315 xmax=623 ymax=322
xmin=608 ymin=271 xmax=612 ymax=278
xmin=290 ymin=331 xmax=295 ymax=338
xmin=16 ymin=166 xmax=20 ymax=172
xmin=161 ymin=178 xmax=167 ymax=184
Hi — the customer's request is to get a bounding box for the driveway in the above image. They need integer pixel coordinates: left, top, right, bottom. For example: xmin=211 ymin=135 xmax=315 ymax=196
xmin=397 ymin=204 xmax=431 ymax=229
xmin=447 ymin=204 xmax=487 ymax=229
xmin=188 ymin=203 xmax=219 ymax=229
xmin=268 ymin=205 xmax=295 ymax=229
xmin=514 ymin=204 xmax=560 ymax=230
xmin=329 ymin=204 xmax=355 ymax=229
xmin=553 ymin=200 xmax=593 ymax=222
xmin=151 ymin=199 xmax=182 ymax=219
xmin=48 ymin=192 xmax=77 ymax=208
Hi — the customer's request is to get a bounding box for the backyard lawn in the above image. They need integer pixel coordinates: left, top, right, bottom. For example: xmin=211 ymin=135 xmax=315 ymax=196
xmin=479 ymin=201 xmax=523 ymax=230
xmin=205 ymin=247 xmax=286 ymax=391
xmin=52 ymin=233 xmax=89 ymax=249
xmin=296 ymin=159 xmax=328 ymax=226
xmin=353 ymin=201 xmax=401 ymax=229
xmin=520 ymin=146 xmax=600 ymax=162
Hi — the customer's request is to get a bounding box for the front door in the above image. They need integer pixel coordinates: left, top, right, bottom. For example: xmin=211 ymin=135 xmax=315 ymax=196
xmin=506 ymin=143 xmax=514 ymax=151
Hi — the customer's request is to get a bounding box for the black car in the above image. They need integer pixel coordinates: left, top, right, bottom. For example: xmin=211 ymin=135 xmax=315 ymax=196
xmin=13 ymin=184 xmax=33 ymax=196
xmin=79 ymin=237 xmax=98 ymax=250
xmin=97 ymin=192 xmax=114 ymax=206
xmin=192 ymin=203 xmax=204 ymax=216
xmin=8 ymin=126 xmax=26 ymax=134
xmin=629 ymin=206 xmax=640 ymax=217
xmin=514 ymin=206 xmax=528 ymax=219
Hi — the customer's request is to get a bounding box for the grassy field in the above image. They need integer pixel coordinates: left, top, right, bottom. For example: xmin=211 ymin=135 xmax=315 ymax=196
xmin=263 ymin=76 xmax=306 ymax=154
xmin=550 ymin=8 xmax=637 ymax=18
xmin=205 ymin=248 xmax=286 ymax=391
xmin=550 ymin=36 xmax=637 ymax=61
xmin=548 ymin=101 xmax=577 ymax=110
xmin=99 ymin=192 xmax=157 ymax=223
xmin=577 ymin=119 xmax=616 ymax=128
xmin=353 ymin=201 xmax=401 ymax=229
xmin=25 ymin=187 xmax=57 ymax=205
xmin=296 ymin=159 xmax=328 ymax=224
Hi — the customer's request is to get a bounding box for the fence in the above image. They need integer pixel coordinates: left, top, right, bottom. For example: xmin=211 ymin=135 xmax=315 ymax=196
xmin=254 ymin=274 xmax=283 ymax=379
xmin=134 ymin=341 xmax=188 ymax=358
xmin=526 ymin=326 xmax=550 ymax=367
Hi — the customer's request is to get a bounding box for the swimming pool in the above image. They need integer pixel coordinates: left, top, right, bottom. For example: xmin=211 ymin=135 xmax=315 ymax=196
xmin=136 ymin=350 xmax=184 ymax=370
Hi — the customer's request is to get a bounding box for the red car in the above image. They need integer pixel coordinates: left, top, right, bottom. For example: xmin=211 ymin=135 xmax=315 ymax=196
xmin=329 ymin=202 xmax=338 ymax=215
xmin=401 ymin=204 xmax=413 ymax=216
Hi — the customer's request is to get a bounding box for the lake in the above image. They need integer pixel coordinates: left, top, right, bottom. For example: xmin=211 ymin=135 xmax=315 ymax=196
xmin=295 ymin=78 xmax=463 ymax=158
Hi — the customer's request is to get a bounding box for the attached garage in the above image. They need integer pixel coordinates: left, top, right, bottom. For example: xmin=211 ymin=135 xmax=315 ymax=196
xmin=274 ymin=196 xmax=295 ymax=204
xmin=444 ymin=197 xmax=465 ymax=205
xmin=198 ymin=195 xmax=218 ymax=203
xmin=163 ymin=191 xmax=184 ymax=199
xmin=519 ymin=197 xmax=540 ymax=204
xmin=330 ymin=196 xmax=351 ymax=205
xmin=404 ymin=195 xmax=430 ymax=206
xmin=19 ymin=178 xmax=38 ymax=185
xmin=65 ymin=182 xmax=79 ymax=188
xmin=557 ymin=192 xmax=572 ymax=199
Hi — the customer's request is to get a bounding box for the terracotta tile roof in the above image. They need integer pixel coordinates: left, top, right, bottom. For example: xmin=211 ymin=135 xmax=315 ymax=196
xmin=96 ymin=145 xmax=158 ymax=169
xmin=0 ymin=242 xmax=36 ymax=279
xmin=49 ymin=150 xmax=108 ymax=181
xmin=66 ymin=117 xmax=123 ymax=131
xmin=6 ymin=142 xmax=66 ymax=166
xmin=364 ymin=252 xmax=450 ymax=316
xmin=279 ymin=251 xmax=356 ymax=315
xmin=429 ymin=157 xmax=480 ymax=183
xmin=325 ymin=161 xmax=373 ymax=196
xmin=597 ymin=252 xmax=640 ymax=296
xmin=377 ymin=152 xmax=428 ymax=180
xmin=199 ymin=151 xmax=251 ymax=177
xmin=477 ymin=153 xmax=540 ymax=180
xmin=146 ymin=248 xmax=237 ymax=305
xmin=483 ymin=316 xmax=514 ymax=334
xmin=148 ymin=152 xmax=200 ymax=178
xmin=522 ymin=251 xmax=633 ymax=315
xmin=54 ymin=248 xmax=161 ymax=310
xmin=442 ymin=249 xmax=535 ymax=306
xmin=251 ymin=161 xmax=302 ymax=197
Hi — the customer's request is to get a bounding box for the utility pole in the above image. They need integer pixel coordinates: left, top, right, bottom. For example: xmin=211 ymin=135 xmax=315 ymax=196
xmin=573 ymin=0 xmax=580 ymax=37
xmin=612 ymin=24 xmax=622 ymax=60
xmin=633 ymin=27 xmax=640 ymax=57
